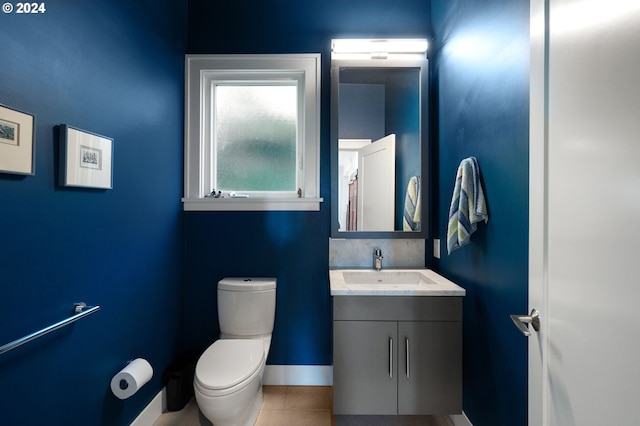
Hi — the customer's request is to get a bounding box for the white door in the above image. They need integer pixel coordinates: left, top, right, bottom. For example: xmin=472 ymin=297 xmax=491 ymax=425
xmin=357 ymin=134 xmax=395 ymax=231
xmin=528 ymin=1 xmax=640 ymax=425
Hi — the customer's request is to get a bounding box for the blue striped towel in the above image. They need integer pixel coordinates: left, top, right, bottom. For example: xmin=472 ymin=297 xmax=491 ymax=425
xmin=403 ymin=176 xmax=421 ymax=231
xmin=447 ymin=157 xmax=488 ymax=254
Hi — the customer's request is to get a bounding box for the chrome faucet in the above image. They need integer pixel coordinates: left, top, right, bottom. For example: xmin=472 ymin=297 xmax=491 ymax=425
xmin=373 ymin=248 xmax=383 ymax=271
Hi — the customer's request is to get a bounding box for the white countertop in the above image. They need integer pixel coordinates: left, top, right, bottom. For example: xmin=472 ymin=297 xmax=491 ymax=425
xmin=329 ymin=269 xmax=466 ymax=296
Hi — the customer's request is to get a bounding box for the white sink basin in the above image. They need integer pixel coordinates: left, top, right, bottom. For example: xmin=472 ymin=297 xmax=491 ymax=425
xmin=329 ymin=269 xmax=466 ymax=296
xmin=342 ymin=270 xmax=435 ymax=285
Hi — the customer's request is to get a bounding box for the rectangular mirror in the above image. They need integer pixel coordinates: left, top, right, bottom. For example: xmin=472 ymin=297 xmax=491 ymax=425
xmin=330 ymin=51 xmax=429 ymax=238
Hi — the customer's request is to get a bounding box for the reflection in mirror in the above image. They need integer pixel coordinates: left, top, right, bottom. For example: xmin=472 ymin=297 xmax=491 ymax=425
xmin=331 ymin=47 xmax=428 ymax=238
xmin=340 ymin=134 xmax=396 ymax=231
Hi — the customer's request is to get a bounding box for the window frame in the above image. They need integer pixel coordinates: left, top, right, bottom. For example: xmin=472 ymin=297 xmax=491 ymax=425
xmin=183 ymin=54 xmax=322 ymax=211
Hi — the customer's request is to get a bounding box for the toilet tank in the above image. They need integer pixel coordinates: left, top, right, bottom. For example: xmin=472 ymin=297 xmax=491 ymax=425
xmin=217 ymin=278 xmax=276 ymax=337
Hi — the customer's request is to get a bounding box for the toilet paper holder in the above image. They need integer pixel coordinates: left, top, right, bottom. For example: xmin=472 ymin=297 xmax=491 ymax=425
xmin=111 ymin=358 xmax=153 ymax=399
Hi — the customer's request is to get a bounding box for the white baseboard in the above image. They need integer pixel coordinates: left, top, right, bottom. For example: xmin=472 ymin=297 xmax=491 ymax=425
xmin=450 ymin=412 xmax=473 ymax=426
xmin=130 ymin=388 xmax=166 ymax=426
xmin=262 ymin=364 xmax=333 ymax=386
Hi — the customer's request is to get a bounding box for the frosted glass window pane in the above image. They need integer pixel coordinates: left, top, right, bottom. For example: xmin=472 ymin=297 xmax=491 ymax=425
xmin=215 ymin=85 xmax=297 ymax=191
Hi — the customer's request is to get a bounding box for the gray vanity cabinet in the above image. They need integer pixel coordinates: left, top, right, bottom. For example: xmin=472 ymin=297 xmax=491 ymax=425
xmin=333 ymin=320 xmax=398 ymax=414
xmin=397 ymin=321 xmax=462 ymax=414
xmin=333 ymin=296 xmax=462 ymax=416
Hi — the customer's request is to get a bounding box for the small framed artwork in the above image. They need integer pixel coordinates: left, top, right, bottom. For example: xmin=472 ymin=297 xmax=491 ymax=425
xmin=60 ymin=125 xmax=113 ymax=189
xmin=0 ymin=104 xmax=35 ymax=175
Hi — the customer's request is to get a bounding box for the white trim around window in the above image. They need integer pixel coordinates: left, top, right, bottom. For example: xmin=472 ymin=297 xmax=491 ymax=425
xmin=183 ymin=54 xmax=323 ymax=211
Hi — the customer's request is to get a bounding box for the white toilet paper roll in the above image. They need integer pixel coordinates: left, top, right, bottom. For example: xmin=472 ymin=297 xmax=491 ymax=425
xmin=110 ymin=358 xmax=153 ymax=400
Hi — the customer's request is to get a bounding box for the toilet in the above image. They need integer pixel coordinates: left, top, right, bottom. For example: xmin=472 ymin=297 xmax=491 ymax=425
xmin=194 ymin=277 xmax=276 ymax=426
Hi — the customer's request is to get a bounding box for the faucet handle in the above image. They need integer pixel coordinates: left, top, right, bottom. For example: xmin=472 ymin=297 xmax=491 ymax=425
xmin=373 ymin=248 xmax=383 ymax=271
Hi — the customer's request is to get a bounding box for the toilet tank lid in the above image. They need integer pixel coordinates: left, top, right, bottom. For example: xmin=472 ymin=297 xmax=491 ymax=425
xmin=218 ymin=277 xmax=276 ymax=291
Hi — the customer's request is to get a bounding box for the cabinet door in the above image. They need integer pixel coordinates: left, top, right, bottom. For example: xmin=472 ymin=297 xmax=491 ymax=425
xmin=398 ymin=321 xmax=462 ymax=415
xmin=333 ymin=320 xmax=397 ymax=415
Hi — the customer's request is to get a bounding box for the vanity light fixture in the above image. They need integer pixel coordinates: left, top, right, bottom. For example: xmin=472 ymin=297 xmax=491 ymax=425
xmin=331 ymin=38 xmax=428 ymax=60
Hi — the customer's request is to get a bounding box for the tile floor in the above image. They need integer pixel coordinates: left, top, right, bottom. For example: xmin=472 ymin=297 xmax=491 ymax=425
xmin=153 ymin=386 xmax=453 ymax=426
xmin=153 ymin=386 xmax=332 ymax=426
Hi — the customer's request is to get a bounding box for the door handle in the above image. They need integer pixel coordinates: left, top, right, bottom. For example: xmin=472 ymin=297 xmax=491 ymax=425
xmin=389 ymin=338 xmax=393 ymax=378
xmin=405 ymin=338 xmax=410 ymax=379
xmin=510 ymin=309 xmax=540 ymax=336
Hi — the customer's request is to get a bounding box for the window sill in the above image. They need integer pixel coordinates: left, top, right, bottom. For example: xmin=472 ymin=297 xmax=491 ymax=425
xmin=182 ymin=197 xmax=324 ymax=212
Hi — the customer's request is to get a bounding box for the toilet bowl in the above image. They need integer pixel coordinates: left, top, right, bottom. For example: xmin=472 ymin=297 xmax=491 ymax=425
xmin=193 ymin=277 xmax=276 ymax=426
xmin=194 ymin=339 xmax=265 ymax=426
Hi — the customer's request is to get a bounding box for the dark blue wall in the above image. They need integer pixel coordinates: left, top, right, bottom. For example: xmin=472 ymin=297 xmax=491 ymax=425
xmin=339 ymin=83 xmax=385 ymax=141
xmin=0 ymin=1 xmax=187 ymax=425
xmin=384 ymin=70 xmax=421 ymax=229
xmin=431 ymin=1 xmax=529 ymax=425
xmin=185 ymin=0 xmax=432 ymax=364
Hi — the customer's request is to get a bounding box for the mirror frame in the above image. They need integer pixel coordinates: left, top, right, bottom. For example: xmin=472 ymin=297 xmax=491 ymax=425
xmin=330 ymin=58 xmax=429 ymax=239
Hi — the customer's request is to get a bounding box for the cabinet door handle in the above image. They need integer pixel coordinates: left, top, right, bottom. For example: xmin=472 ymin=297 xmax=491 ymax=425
xmin=389 ymin=338 xmax=393 ymax=378
xmin=405 ymin=338 xmax=410 ymax=378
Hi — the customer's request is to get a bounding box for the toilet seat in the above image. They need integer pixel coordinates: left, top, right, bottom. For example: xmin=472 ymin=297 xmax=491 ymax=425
xmin=195 ymin=339 xmax=264 ymax=396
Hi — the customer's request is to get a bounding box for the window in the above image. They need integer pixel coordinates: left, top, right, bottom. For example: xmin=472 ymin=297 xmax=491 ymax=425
xmin=215 ymin=85 xmax=297 ymax=192
xmin=183 ymin=54 xmax=322 ymax=211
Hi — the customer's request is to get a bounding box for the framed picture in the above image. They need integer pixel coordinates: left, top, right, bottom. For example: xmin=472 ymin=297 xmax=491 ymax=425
xmin=60 ymin=125 xmax=113 ymax=189
xmin=0 ymin=104 xmax=35 ymax=175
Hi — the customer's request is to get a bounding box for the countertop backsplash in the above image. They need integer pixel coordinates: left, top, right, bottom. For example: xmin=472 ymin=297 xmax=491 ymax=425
xmin=329 ymin=238 xmax=425 ymax=269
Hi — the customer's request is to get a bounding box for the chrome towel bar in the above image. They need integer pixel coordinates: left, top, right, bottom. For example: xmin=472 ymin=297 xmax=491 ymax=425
xmin=0 ymin=303 xmax=100 ymax=356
